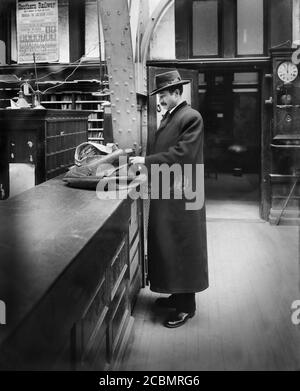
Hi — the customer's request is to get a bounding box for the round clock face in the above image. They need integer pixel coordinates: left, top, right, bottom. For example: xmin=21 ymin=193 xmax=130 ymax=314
xmin=277 ymin=61 xmax=298 ymax=83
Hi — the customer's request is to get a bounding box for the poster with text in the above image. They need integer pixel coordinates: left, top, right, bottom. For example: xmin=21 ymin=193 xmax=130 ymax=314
xmin=17 ymin=0 xmax=59 ymax=63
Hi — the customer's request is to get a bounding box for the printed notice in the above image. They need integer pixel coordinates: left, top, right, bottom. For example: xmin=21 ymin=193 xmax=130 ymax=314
xmin=17 ymin=0 xmax=59 ymax=63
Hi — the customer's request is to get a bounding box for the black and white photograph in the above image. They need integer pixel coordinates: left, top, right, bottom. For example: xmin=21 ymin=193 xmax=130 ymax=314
xmin=0 ymin=0 xmax=299 ymax=376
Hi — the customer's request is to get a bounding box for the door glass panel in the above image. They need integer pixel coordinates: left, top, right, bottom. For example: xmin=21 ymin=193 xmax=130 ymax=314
xmin=237 ymin=0 xmax=264 ymax=55
xmin=233 ymin=72 xmax=259 ymax=85
xmin=192 ymin=0 xmax=218 ymax=56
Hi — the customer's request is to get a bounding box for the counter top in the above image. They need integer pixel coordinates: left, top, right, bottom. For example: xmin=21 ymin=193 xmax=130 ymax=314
xmin=0 ymin=176 xmax=129 ymax=362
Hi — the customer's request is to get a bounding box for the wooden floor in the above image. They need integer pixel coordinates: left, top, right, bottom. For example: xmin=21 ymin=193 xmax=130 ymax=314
xmin=119 ymin=214 xmax=300 ymax=371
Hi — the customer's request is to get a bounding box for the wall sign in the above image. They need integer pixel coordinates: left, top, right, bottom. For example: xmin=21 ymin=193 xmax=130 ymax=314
xmin=17 ymin=0 xmax=59 ymax=63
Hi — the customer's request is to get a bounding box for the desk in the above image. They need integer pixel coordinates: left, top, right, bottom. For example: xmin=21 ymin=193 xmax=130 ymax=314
xmin=0 ymin=177 xmax=143 ymax=370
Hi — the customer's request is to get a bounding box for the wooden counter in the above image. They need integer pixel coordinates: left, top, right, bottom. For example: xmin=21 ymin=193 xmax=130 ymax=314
xmin=0 ymin=176 xmax=144 ymax=370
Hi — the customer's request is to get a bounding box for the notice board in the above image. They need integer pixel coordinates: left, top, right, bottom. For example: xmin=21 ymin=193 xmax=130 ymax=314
xmin=17 ymin=0 xmax=59 ymax=63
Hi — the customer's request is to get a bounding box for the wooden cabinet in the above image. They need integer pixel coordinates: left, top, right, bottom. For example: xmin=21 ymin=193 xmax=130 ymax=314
xmin=0 ymin=65 xmax=112 ymax=145
xmin=39 ymin=85 xmax=110 ymax=144
xmin=0 ymin=109 xmax=89 ymax=199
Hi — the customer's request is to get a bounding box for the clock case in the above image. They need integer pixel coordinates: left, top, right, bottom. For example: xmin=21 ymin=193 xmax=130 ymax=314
xmin=269 ymin=47 xmax=300 ymax=224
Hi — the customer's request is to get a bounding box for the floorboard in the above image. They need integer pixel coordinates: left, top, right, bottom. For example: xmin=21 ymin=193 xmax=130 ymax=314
xmin=119 ymin=178 xmax=300 ymax=371
xmin=119 ymin=219 xmax=300 ymax=371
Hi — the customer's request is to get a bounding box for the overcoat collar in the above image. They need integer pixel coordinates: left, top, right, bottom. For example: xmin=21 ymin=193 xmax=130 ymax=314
xmin=169 ymin=100 xmax=187 ymax=118
xmin=156 ymin=101 xmax=187 ymax=134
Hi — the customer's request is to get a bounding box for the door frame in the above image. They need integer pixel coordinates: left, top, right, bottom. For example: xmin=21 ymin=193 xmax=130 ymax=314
xmin=147 ymin=61 xmax=271 ymax=220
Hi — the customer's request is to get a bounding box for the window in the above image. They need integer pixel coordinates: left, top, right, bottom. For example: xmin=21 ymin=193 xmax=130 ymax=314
xmin=175 ymin=0 xmax=267 ymax=59
xmin=237 ymin=0 xmax=264 ymax=56
xmin=192 ymin=0 xmax=220 ymax=57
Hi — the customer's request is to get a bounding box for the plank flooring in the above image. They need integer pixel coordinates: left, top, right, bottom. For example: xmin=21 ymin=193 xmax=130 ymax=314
xmin=119 ymin=218 xmax=300 ymax=371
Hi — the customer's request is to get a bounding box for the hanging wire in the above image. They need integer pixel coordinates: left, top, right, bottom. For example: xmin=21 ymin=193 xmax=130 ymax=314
xmin=96 ymin=0 xmax=103 ymax=89
xmin=93 ymin=0 xmax=110 ymax=96
xmin=36 ymin=44 xmax=101 ymax=94
xmin=32 ymin=43 xmax=99 ymax=83
xmin=0 ymin=43 xmax=99 ymax=85
xmin=41 ymin=58 xmax=85 ymax=94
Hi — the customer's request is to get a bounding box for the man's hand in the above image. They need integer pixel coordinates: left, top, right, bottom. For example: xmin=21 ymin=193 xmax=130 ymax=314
xmin=129 ymin=156 xmax=145 ymax=165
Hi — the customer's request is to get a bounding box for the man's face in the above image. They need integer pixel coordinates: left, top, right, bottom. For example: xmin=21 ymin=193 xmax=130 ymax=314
xmin=158 ymin=90 xmax=179 ymax=112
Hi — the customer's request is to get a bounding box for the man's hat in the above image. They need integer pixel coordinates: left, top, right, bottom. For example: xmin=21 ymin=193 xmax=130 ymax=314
xmin=150 ymin=70 xmax=190 ymax=96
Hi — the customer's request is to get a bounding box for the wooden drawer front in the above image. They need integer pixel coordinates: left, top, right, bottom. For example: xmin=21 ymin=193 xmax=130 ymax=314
xmin=130 ymin=233 xmax=139 ymax=262
xmin=82 ymin=331 xmax=108 ymax=371
xmin=129 ymin=265 xmax=142 ymax=307
xmin=45 ymin=120 xmax=87 ymax=177
xmin=110 ymin=238 xmax=128 ymax=301
xmin=130 ymin=246 xmax=140 ymax=281
xmin=111 ymin=284 xmax=129 ymax=355
xmin=80 ymin=277 xmax=108 ymax=363
xmin=91 ymin=334 xmax=108 ymax=371
xmin=52 ymin=338 xmax=72 ymax=371
xmin=129 ymin=200 xmax=138 ymax=243
xmin=46 ymin=120 xmax=87 ymax=137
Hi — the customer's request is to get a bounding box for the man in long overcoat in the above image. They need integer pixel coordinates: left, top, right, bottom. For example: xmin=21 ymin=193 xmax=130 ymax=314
xmin=130 ymin=70 xmax=208 ymax=328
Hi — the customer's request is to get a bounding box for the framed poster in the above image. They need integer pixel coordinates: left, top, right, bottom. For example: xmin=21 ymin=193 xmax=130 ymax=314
xmin=17 ymin=0 xmax=59 ymax=63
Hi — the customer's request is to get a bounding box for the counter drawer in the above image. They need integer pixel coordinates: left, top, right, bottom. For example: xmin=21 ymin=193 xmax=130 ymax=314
xmin=76 ymin=276 xmax=109 ymax=368
xmin=129 ymin=200 xmax=139 ymax=243
xmin=110 ymin=238 xmax=128 ymax=301
xmin=111 ymin=284 xmax=129 ymax=356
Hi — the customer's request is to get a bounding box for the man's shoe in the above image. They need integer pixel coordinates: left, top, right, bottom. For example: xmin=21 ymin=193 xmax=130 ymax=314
xmin=155 ymin=295 xmax=177 ymax=308
xmin=164 ymin=311 xmax=195 ymax=328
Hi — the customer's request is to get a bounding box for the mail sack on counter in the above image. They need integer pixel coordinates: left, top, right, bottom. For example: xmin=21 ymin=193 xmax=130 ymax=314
xmin=74 ymin=142 xmax=118 ymax=166
xmin=63 ymin=144 xmax=135 ymax=190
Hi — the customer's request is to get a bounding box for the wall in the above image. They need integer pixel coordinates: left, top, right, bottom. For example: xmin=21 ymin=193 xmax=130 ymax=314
xmin=149 ymin=0 xmax=162 ymax=16
xmin=149 ymin=1 xmax=175 ymax=60
xmin=129 ymin=0 xmax=141 ymax=61
xmin=84 ymin=0 xmax=140 ymax=61
xmin=58 ymin=0 xmax=69 ymax=62
xmin=293 ymin=0 xmax=300 ymax=45
xmin=84 ymin=0 xmax=105 ymax=59
xmin=270 ymin=0 xmax=293 ymax=48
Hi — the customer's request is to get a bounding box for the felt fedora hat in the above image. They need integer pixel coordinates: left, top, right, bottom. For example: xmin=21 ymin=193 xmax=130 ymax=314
xmin=150 ymin=70 xmax=190 ymax=95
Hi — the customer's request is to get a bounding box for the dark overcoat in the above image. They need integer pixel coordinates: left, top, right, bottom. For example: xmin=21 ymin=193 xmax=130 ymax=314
xmin=145 ymin=101 xmax=209 ymax=293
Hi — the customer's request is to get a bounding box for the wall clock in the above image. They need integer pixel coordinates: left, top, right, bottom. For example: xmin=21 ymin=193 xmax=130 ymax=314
xmin=277 ymin=61 xmax=298 ymax=83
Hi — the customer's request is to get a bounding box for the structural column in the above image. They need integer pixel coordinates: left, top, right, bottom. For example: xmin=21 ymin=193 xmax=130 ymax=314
xmin=98 ymin=0 xmax=140 ymax=150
